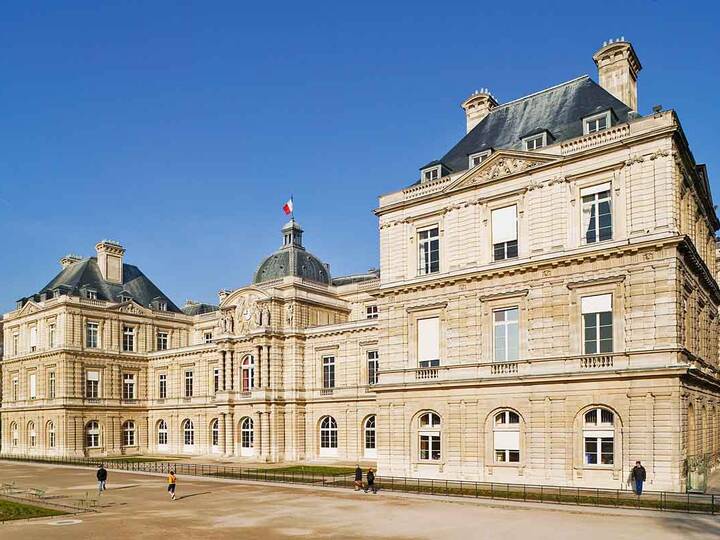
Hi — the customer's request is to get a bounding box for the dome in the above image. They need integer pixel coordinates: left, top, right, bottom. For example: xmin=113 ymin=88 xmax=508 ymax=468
xmin=252 ymin=220 xmax=331 ymax=285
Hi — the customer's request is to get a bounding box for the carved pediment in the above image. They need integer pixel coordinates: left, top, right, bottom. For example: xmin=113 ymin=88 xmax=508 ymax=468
xmin=17 ymin=301 xmax=41 ymax=316
xmin=111 ymin=300 xmax=149 ymax=315
xmin=444 ymin=150 xmax=560 ymax=194
xmin=218 ymin=287 xmax=272 ymax=336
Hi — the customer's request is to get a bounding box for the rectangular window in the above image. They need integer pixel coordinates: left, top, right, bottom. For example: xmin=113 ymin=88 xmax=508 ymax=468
xmin=204 ymin=331 xmax=213 ymax=344
xmin=582 ymin=184 xmax=612 ymax=244
xmin=322 ymin=356 xmax=336 ymax=388
xmin=123 ymin=373 xmax=136 ymax=400
xmin=158 ymin=373 xmax=167 ymax=399
xmin=12 ymin=377 xmax=18 ymax=400
xmin=213 ymin=368 xmax=220 ymax=393
xmin=493 ymin=307 xmax=519 ymax=362
xmin=86 ymin=289 xmax=97 ymax=300
xmin=581 ymin=294 xmax=613 ymax=354
xmin=12 ymin=333 xmax=19 ymax=355
xmin=366 ymin=305 xmax=379 ymax=319
xmin=29 ymin=373 xmax=37 ymax=399
xmin=469 ymin=150 xmax=490 ymax=168
xmin=423 ymin=167 xmax=440 ymax=182
xmin=492 ymin=205 xmax=518 ymax=261
xmin=418 ymin=227 xmax=440 ymax=275
xmin=494 ymin=431 xmax=520 ymax=462
xmin=184 ymin=370 xmax=193 ymax=397
xmin=584 ymin=437 xmax=614 ymax=465
xmin=419 ymin=434 xmax=441 ymax=460
xmin=122 ymin=326 xmax=135 ymax=352
xmin=86 ymin=322 xmax=99 ymax=348
xmin=29 ymin=326 xmax=38 ymax=351
xmin=86 ymin=371 xmax=100 ymax=398
xmin=157 ymin=331 xmax=168 ymax=351
xmin=584 ymin=111 xmax=610 ymax=134
xmin=523 ymin=133 xmax=546 ymax=151
xmin=367 ymin=350 xmax=379 ymax=385
xmin=417 ymin=317 xmax=440 ymax=367
xmin=48 ymin=371 xmax=56 ymax=399
xmin=48 ymin=324 xmax=56 ymax=348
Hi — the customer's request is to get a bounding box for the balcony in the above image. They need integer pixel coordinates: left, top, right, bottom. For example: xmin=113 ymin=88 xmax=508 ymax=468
xmin=380 ymin=352 xmax=661 ymax=387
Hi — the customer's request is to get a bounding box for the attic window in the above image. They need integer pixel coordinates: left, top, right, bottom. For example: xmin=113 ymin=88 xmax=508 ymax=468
xmin=523 ymin=133 xmax=547 ymax=151
xmin=85 ymin=289 xmax=98 ymax=300
xmin=469 ymin=150 xmax=491 ymax=168
xmin=119 ymin=294 xmax=132 ymax=303
xmin=157 ymin=301 xmax=168 ymax=312
xmin=583 ymin=111 xmax=611 ymax=134
xmin=422 ymin=166 xmax=441 ymax=183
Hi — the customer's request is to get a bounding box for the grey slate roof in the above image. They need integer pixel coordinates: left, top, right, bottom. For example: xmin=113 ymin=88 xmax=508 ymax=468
xmin=24 ymin=257 xmax=182 ymax=313
xmin=429 ymin=76 xmax=633 ymax=175
xmin=331 ymin=270 xmax=380 ymax=286
xmin=181 ymin=302 xmax=219 ymax=316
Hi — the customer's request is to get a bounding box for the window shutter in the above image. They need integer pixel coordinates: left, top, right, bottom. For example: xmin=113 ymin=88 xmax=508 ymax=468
xmin=494 ymin=431 xmax=520 ymax=450
xmin=583 ymin=429 xmax=614 ymax=438
xmin=491 ymin=205 xmax=517 ymax=243
xmin=418 ymin=317 xmax=440 ymax=362
xmin=580 ymin=182 xmax=611 ymax=196
xmin=30 ymin=327 xmax=38 ymax=347
xmin=87 ymin=371 xmax=99 ymax=381
xmin=581 ymin=294 xmax=612 ymax=314
xmin=29 ymin=374 xmax=36 ymax=397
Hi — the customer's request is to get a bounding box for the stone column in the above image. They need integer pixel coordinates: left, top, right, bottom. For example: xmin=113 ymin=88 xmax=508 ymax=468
xmin=219 ymin=412 xmax=226 ymax=455
xmin=220 ymin=351 xmax=227 ymax=391
xmin=265 ymin=345 xmax=271 ymax=390
xmin=256 ymin=346 xmax=263 ymax=389
xmin=255 ymin=411 xmax=264 ymax=458
xmin=229 ymin=351 xmax=235 ymax=391
xmin=226 ymin=412 xmax=235 ymax=456
xmin=261 ymin=410 xmax=271 ymax=462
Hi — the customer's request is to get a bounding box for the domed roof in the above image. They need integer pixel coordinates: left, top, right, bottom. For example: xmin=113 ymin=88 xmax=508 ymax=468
xmin=253 ymin=220 xmax=331 ymax=285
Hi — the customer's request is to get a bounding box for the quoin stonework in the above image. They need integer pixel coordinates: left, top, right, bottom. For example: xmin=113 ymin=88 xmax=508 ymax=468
xmin=2 ymin=40 xmax=719 ymax=493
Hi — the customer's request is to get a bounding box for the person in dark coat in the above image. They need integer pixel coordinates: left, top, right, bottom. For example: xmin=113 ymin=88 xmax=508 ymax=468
xmin=354 ymin=465 xmax=363 ymax=491
xmin=96 ymin=464 xmax=108 ymax=494
xmin=364 ymin=468 xmax=377 ymax=494
xmin=631 ymin=461 xmax=646 ymax=495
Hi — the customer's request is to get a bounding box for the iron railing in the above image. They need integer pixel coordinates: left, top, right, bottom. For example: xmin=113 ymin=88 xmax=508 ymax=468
xmin=1 ymin=453 xmax=717 ymax=515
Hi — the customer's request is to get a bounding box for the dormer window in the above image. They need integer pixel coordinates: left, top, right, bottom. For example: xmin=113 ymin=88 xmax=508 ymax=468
xmin=422 ymin=166 xmax=441 ymax=183
xmin=583 ymin=111 xmax=611 ymax=134
xmin=468 ymin=150 xmax=491 ymax=168
xmin=522 ymin=133 xmax=547 ymax=151
xmin=85 ymin=289 xmax=98 ymax=300
xmin=158 ymin=301 xmax=167 ymax=312
xmin=119 ymin=293 xmax=132 ymax=303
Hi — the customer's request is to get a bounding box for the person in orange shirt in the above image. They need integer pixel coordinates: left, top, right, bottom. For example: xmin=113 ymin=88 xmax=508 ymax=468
xmin=167 ymin=471 xmax=177 ymax=500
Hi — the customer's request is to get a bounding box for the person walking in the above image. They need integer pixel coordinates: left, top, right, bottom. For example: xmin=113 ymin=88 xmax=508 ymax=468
xmin=96 ymin=464 xmax=108 ymax=495
xmin=354 ymin=465 xmax=363 ymax=491
xmin=168 ymin=470 xmax=177 ymax=501
xmin=364 ymin=468 xmax=377 ymax=494
xmin=631 ymin=461 xmax=646 ymax=495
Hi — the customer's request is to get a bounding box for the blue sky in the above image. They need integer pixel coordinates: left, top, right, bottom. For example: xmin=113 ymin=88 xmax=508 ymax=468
xmin=1 ymin=1 xmax=718 ymax=312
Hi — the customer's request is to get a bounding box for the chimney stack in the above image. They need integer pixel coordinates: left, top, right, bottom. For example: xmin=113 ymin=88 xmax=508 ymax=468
xmin=461 ymin=89 xmax=498 ymax=133
xmin=95 ymin=240 xmax=125 ymax=284
xmin=59 ymin=254 xmax=82 ymax=268
xmin=593 ymin=38 xmax=642 ymax=112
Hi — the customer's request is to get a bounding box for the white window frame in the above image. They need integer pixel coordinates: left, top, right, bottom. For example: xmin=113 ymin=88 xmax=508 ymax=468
xmin=417 ymin=225 xmax=440 ymax=276
xmin=583 ymin=407 xmax=615 ymax=466
xmin=366 ymin=305 xmax=379 ymax=319
xmin=417 ymin=317 xmax=440 ymax=368
xmin=157 ymin=301 xmax=168 ymax=311
xmin=29 ymin=326 xmax=38 ymax=351
xmin=12 ymin=377 xmax=19 ymax=401
xmin=204 ymin=331 xmax=213 ymax=344
xmin=493 ymin=307 xmax=519 ymax=362
xmin=86 ymin=370 xmax=100 ymax=399
xmin=322 ymin=355 xmax=336 ymax=389
xmin=583 ymin=111 xmax=611 ymax=134
xmin=364 ymin=415 xmax=377 ymax=458
xmin=367 ymin=350 xmax=379 ymax=385
xmin=122 ymin=325 xmax=135 ymax=352
xmin=319 ymin=416 xmax=338 ymax=456
xmin=123 ymin=420 xmax=136 ymax=447
xmin=122 ymin=373 xmax=136 ymax=400
xmin=418 ymin=412 xmax=441 ymax=461
xmin=29 ymin=372 xmax=37 ymax=400
xmin=522 ymin=132 xmax=547 ymax=151
xmin=157 ymin=420 xmax=169 ymax=448
xmin=12 ymin=332 xmax=19 ymax=355
xmin=240 ymin=417 xmax=254 ymax=456
xmin=492 ymin=205 xmax=518 ymax=261
xmin=581 ymin=294 xmax=613 ymax=354
xmin=157 ymin=331 xmax=169 ymax=351
xmin=184 ymin=370 xmax=194 ymax=398
xmin=210 ymin=419 xmax=220 ymax=452
xmin=469 ymin=150 xmax=491 ymax=168
xmin=581 ymin=184 xmax=613 ymax=244
xmin=158 ymin=373 xmax=167 ymax=399
xmin=493 ymin=410 xmax=521 ymax=463
xmin=213 ymin=367 xmax=220 ymax=393
xmin=183 ymin=419 xmax=195 ymax=450
xmin=48 ymin=370 xmax=56 ymax=399
xmin=11 ymin=422 xmax=19 ymax=447
xmin=421 ymin=166 xmax=441 ymax=183
xmin=86 ymin=321 xmax=99 ymax=349
xmin=48 ymin=323 xmax=56 ymax=348
xmin=86 ymin=421 xmax=100 ymax=448
xmin=241 ymin=356 xmax=255 ymax=392
xmin=28 ymin=421 xmax=36 ymax=448
xmin=47 ymin=422 xmax=56 ymax=449
xmin=86 ymin=289 xmax=98 ymax=300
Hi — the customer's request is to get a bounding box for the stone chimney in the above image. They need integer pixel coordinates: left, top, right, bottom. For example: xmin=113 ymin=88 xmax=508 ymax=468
xmin=59 ymin=254 xmax=82 ymax=268
xmin=95 ymin=240 xmax=125 ymax=284
xmin=461 ymin=89 xmax=498 ymax=133
xmin=592 ymin=38 xmax=642 ymax=112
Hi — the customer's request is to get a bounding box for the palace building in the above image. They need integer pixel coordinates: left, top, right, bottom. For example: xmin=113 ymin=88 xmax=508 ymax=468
xmin=2 ymin=39 xmax=719 ymax=492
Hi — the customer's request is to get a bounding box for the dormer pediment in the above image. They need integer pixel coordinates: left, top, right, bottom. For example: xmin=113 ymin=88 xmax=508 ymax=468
xmin=17 ymin=300 xmax=41 ymax=317
xmin=110 ymin=300 xmax=150 ymax=316
xmin=443 ymin=149 xmax=560 ymax=194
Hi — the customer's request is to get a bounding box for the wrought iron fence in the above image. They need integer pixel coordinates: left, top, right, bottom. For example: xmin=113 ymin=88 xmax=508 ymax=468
xmin=1 ymin=453 xmax=717 ymax=515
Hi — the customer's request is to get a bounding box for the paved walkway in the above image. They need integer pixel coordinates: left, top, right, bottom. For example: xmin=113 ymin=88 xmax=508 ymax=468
xmin=1 ymin=462 xmax=719 ymax=539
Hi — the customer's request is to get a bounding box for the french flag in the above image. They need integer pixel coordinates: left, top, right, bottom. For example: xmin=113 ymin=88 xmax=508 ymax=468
xmin=283 ymin=197 xmax=294 ymax=216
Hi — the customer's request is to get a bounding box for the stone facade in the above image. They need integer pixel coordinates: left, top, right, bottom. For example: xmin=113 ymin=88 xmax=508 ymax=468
xmin=1 ymin=40 xmax=719 ymax=492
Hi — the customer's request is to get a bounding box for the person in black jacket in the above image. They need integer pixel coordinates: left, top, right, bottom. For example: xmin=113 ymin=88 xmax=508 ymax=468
xmin=354 ymin=465 xmax=363 ymax=491
xmin=364 ymin=468 xmax=377 ymax=494
xmin=96 ymin=464 xmax=108 ymax=494
xmin=631 ymin=461 xmax=646 ymax=495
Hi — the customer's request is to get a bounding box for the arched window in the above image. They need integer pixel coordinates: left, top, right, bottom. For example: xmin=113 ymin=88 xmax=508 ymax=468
xmin=364 ymin=416 xmax=376 ymax=458
xmin=86 ymin=421 xmax=100 ymax=448
xmin=240 ymin=417 xmax=254 ymax=456
xmin=319 ymin=416 xmax=338 ymax=456
xmin=418 ymin=412 xmax=441 ymax=461
xmin=47 ymin=421 xmax=56 ymax=449
xmin=157 ymin=420 xmax=168 ymax=447
xmin=28 ymin=422 xmax=36 ymax=448
xmin=183 ymin=419 xmax=195 ymax=448
xmin=211 ymin=419 xmax=220 ymax=450
xmin=122 ymin=421 xmax=136 ymax=447
xmin=10 ymin=422 xmax=19 ymax=447
xmin=493 ymin=410 xmax=520 ymax=463
xmin=242 ymin=356 xmax=255 ymax=392
xmin=583 ymin=407 xmax=614 ymax=465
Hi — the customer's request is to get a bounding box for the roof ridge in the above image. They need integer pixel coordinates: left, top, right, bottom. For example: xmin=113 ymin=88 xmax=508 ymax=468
xmin=492 ymin=75 xmax=590 ymax=112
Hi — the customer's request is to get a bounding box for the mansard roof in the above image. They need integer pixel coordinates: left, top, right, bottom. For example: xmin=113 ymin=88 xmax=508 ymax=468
xmin=433 ymin=76 xmax=633 ymax=175
xmin=181 ymin=301 xmax=219 ymax=316
xmin=25 ymin=257 xmax=182 ymax=313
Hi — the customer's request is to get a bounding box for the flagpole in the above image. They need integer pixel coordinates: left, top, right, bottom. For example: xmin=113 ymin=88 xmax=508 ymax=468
xmin=291 ymin=194 xmax=294 ymax=221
